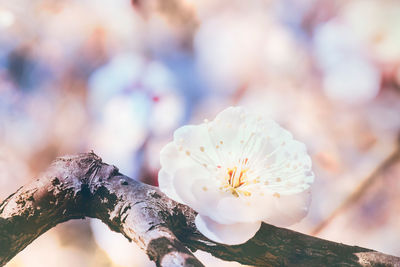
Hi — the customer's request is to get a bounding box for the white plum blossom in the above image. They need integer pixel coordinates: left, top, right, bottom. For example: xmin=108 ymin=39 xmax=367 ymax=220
xmin=158 ymin=107 xmax=314 ymax=245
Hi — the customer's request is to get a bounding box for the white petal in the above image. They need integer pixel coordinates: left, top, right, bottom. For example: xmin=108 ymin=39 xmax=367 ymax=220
xmin=208 ymin=107 xmax=247 ymax=161
xmin=158 ymin=106 xmax=315 ymax=232
xmin=160 ymin=142 xmax=192 ymax=175
xmin=215 ymin=189 xmax=311 ymax=227
xmin=190 ymin=179 xmax=235 ymax=224
xmin=216 ymin=195 xmax=271 ymax=223
xmin=208 ymin=107 xmax=293 ymax=168
xmin=158 ymin=169 xmax=184 ymax=203
xmin=262 ymin=140 xmax=314 ymax=194
xmin=173 ymin=124 xmax=218 ymax=166
xmin=214 ymin=190 xmax=311 ymax=227
xmin=159 ymin=142 xmax=197 ymax=203
xmin=268 ymin=189 xmax=312 ymax=226
xmin=195 ymin=214 xmax=261 ymax=245
xmin=213 ymin=106 xmax=247 ymax=123
xmin=173 ymin=166 xmax=212 ymax=212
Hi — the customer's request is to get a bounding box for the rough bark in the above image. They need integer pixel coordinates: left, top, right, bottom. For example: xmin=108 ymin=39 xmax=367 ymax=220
xmin=0 ymin=153 xmax=399 ymax=267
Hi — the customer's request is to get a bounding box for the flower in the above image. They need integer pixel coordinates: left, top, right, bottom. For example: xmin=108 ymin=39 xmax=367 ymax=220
xmin=158 ymin=107 xmax=314 ymax=245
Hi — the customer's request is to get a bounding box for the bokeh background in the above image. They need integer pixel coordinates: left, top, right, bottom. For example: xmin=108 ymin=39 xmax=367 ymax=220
xmin=1 ymin=0 xmax=400 ymax=266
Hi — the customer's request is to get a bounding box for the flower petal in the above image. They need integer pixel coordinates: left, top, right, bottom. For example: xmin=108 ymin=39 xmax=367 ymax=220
xmin=159 ymin=142 xmax=206 ymax=204
xmin=173 ymin=166 xmax=213 ymax=212
xmin=216 ymin=194 xmax=272 ymax=223
xmin=190 ymin=179 xmax=235 ymax=224
xmin=259 ymin=140 xmax=314 ymax=194
xmin=268 ymin=189 xmax=312 ymax=226
xmin=173 ymin=124 xmax=219 ymax=169
xmin=158 ymin=169 xmax=184 ymax=203
xmin=195 ymin=214 xmax=261 ymax=245
xmin=208 ymin=107 xmax=247 ymax=164
xmin=160 ymin=142 xmax=191 ymax=175
xmin=158 ymin=106 xmax=315 ymax=238
xmin=208 ymin=106 xmax=293 ymax=169
xmin=215 ymin=188 xmax=311 ymax=226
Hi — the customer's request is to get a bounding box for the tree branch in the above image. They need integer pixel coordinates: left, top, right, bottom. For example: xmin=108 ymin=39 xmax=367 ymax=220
xmin=1 ymin=153 xmax=399 ymax=267
xmin=312 ymin=145 xmax=400 ymax=235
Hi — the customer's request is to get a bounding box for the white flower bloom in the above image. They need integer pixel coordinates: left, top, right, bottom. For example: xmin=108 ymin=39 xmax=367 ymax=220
xmin=158 ymin=107 xmax=314 ymax=245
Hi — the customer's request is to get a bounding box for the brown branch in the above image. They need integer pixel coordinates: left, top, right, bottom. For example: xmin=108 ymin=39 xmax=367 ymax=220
xmin=1 ymin=153 xmax=399 ymax=267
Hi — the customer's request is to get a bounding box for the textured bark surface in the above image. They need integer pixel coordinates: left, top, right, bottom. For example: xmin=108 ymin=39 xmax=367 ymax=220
xmin=1 ymin=153 xmax=399 ymax=267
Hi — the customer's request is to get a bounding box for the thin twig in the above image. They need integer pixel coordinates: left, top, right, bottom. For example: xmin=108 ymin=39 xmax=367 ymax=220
xmin=312 ymin=144 xmax=400 ymax=236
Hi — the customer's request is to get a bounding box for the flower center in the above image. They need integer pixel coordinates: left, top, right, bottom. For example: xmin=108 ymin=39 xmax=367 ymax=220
xmin=227 ymin=167 xmax=248 ymax=188
xmin=221 ymin=162 xmax=254 ymax=197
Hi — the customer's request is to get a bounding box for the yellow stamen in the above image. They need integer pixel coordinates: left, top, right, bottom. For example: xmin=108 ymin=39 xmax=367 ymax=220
xmin=227 ymin=166 xmax=249 ymax=188
xmin=273 ymin=192 xmax=280 ymax=198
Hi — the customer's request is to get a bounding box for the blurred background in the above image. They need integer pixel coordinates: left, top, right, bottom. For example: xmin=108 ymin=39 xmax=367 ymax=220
xmin=1 ymin=0 xmax=400 ymax=266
